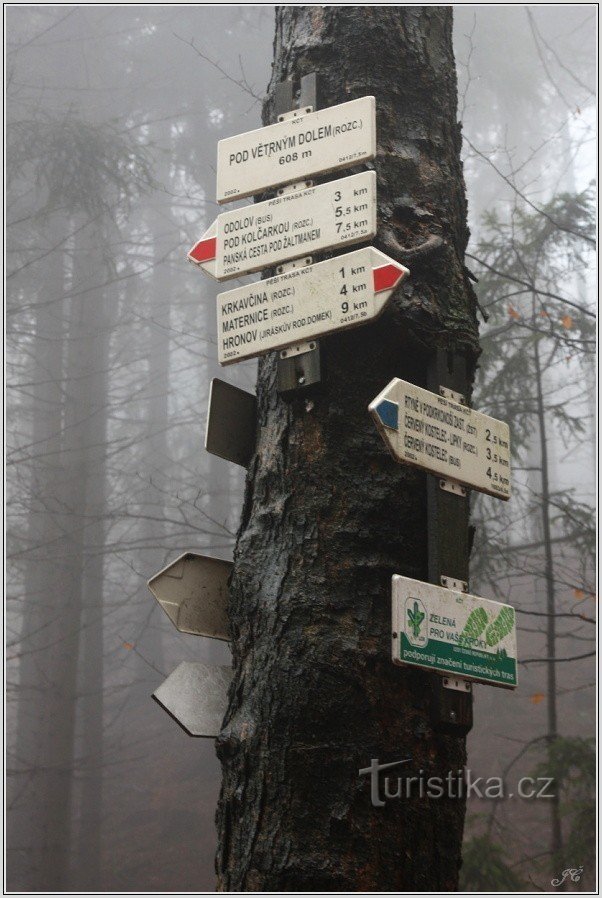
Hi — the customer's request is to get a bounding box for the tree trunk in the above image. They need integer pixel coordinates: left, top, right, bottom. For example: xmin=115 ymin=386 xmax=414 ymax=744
xmin=134 ymin=189 xmax=172 ymax=670
xmin=11 ymin=237 xmax=67 ymax=890
xmin=215 ymin=7 xmax=478 ymax=891
xmin=30 ymin=221 xmax=110 ymax=889
xmin=76 ymin=231 xmax=113 ymax=889
xmin=532 ymin=331 xmax=564 ymax=873
xmin=29 ymin=222 xmax=92 ymax=889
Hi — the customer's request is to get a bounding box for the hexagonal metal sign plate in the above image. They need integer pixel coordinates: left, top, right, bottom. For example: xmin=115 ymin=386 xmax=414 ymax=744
xmin=147 ymin=552 xmax=231 ymax=640
xmin=153 ymin=661 xmax=232 ymax=738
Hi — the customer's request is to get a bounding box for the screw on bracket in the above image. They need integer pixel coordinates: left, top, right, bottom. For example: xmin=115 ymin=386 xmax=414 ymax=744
xmin=439 ymin=478 xmax=467 ymax=497
xmin=440 ymin=575 xmax=468 ymax=593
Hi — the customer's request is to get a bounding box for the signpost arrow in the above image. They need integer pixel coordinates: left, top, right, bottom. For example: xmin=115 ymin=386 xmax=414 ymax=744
xmin=369 ymin=378 xmax=511 ymax=499
xmin=153 ymin=662 xmax=232 ymax=737
xmin=217 ymin=246 xmax=409 ymax=366
xmin=189 ymin=171 xmax=377 ymax=281
xmin=216 ymin=96 xmax=376 ymax=203
xmin=391 ymin=575 xmax=517 ymax=688
xmin=147 ymin=552 xmax=231 ymax=640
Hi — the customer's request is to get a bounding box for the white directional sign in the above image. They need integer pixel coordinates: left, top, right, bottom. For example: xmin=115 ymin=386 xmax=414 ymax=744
xmin=369 ymin=378 xmax=511 ymax=499
xmin=189 ymin=171 xmax=377 ymax=280
xmin=153 ymin=662 xmax=232 ymax=737
xmin=147 ymin=552 xmax=231 ymax=640
xmin=217 ymin=247 xmax=409 ymax=366
xmin=216 ymin=96 xmax=376 ymax=203
xmin=392 ymin=575 xmax=517 ymax=688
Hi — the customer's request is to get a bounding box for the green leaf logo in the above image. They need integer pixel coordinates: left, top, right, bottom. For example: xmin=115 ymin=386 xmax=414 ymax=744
xmin=407 ymin=600 xmax=425 ymax=638
xmin=459 ymin=607 xmax=489 ymax=645
xmin=404 ymin=596 xmax=428 ymax=648
xmin=485 ymin=606 xmax=515 ymax=647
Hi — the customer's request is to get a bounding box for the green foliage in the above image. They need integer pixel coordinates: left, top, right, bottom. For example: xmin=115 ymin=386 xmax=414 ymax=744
xmin=460 ymin=832 xmax=526 ymax=891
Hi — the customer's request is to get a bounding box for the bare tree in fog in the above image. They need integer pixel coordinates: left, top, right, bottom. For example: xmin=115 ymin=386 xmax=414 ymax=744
xmin=6 ymin=6 xmax=271 ymax=890
xmin=467 ymin=188 xmax=595 ymax=882
xmin=454 ymin=9 xmax=595 ymax=887
xmin=8 ymin=98 xmax=154 ymax=886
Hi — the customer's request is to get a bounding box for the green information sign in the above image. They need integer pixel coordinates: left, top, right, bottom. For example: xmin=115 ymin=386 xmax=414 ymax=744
xmin=391 ymin=575 xmax=518 ymax=688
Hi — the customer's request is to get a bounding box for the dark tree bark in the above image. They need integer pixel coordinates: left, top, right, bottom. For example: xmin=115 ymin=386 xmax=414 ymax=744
xmin=215 ymin=7 xmax=479 ymax=891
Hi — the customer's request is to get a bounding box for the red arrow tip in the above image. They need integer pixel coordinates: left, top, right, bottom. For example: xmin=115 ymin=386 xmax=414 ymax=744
xmin=188 ymin=236 xmax=217 ymax=265
xmin=373 ymin=263 xmax=407 ymax=294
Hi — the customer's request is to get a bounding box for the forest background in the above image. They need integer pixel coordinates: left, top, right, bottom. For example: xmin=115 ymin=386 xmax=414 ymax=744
xmin=5 ymin=5 xmax=596 ymax=891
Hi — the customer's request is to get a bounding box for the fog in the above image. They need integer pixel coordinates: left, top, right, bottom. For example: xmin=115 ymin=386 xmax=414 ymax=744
xmin=6 ymin=6 xmax=596 ymax=891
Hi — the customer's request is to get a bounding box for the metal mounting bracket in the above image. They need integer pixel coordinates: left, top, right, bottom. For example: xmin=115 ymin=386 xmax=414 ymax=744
xmin=440 ymin=575 xmax=468 ymax=592
xmin=442 ymin=676 xmax=472 ymax=693
xmin=277 ymin=179 xmax=313 ymax=196
xmin=439 ymin=478 xmax=467 ymax=497
xmin=440 ymin=571 xmax=471 ymax=695
xmin=427 ymin=348 xmax=474 ymax=736
xmin=274 ymin=74 xmax=322 ymax=399
xmin=278 ymin=105 xmax=313 ymax=122
xmin=277 ymin=343 xmax=321 ymax=393
xmin=280 ymin=341 xmax=317 ymax=360
xmin=275 ymin=259 xmax=320 ymax=392
xmin=439 ymin=385 xmax=466 ymax=405
xmin=275 ymin=256 xmax=312 ymax=276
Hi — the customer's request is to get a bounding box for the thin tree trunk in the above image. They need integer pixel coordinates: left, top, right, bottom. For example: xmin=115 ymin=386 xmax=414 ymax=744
xmin=562 ymin=124 xmax=596 ymax=484
xmin=215 ymin=7 xmax=479 ymax=890
xmin=532 ymin=331 xmax=563 ymax=872
xmin=135 ymin=195 xmax=172 ymax=670
xmin=195 ymin=121 xmax=235 ymax=662
xmin=28 ymin=221 xmax=110 ymax=889
xmin=12 ymin=239 xmax=67 ymax=890
xmin=30 ymin=221 xmax=94 ymax=889
xmin=76 ymin=231 xmax=113 ymax=889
